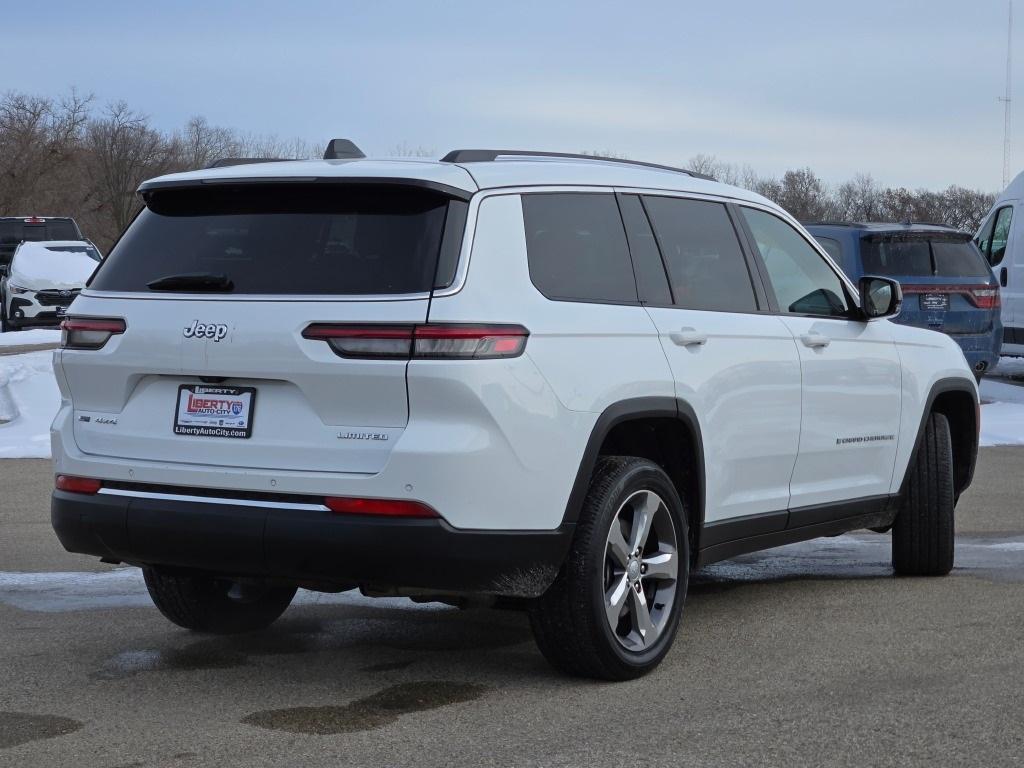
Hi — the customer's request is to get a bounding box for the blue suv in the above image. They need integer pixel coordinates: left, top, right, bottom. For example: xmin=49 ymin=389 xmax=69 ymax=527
xmin=805 ymin=222 xmax=1002 ymax=378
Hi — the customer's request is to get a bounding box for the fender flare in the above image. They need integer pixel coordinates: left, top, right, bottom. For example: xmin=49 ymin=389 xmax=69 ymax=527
xmin=901 ymin=376 xmax=979 ymax=495
xmin=560 ymin=396 xmax=706 ymax=535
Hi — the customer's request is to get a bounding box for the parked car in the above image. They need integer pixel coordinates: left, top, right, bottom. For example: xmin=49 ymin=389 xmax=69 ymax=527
xmin=975 ymin=172 xmax=1023 ymax=356
xmin=0 ymin=216 xmax=83 ymax=273
xmin=0 ymin=240 xmax=102 ymax=331
xmin=51 ymin=143 xmax=979 ymax=680
xmin=806 ymin=222 xmax=1002 ymax=379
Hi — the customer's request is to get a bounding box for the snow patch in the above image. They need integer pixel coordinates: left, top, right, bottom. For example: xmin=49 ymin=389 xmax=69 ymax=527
xmin=0 ymin=350 xmax=58 ymax=457
xmin=993 ymin=355 xmax=1024 ymax=378
xmin=0 ymin=328 xmax=61 ymax=347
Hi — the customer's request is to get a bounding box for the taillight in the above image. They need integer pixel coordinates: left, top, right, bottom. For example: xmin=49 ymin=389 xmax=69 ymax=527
xmin=303 ymin=323 xmax=529 ymax=360
xmin=55 ymin=475 xmax=102 ymax=494
xmin=324 ymin=496 xmax=439 ymax=518
xmin=60 ymin=317 xmax=126 ymax=350
xmin=413 ymin=324 xmax=529 ymax=359
xmin=302 ymin=325 xmax=415 ymax=358
xmin=969 ymin=288 xmax=1000 ymax=309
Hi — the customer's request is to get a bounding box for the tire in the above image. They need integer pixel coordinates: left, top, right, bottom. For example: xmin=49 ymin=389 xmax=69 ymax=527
xmin=892 ymin=412 xmax=955 ymax=576
xmin=529 ymin=456 xmax=689 ymax=680
xmin=142 ymin=567 xmax=297 ymax=634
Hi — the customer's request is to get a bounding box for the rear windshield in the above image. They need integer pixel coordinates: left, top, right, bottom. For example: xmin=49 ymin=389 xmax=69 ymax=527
xmin=859 ymin=234 xmax=991 ymax=278
xmin=89 ymin=184 xmax=467 ymax=295
xmin=0 ymin=220 xmax=78 ymax=244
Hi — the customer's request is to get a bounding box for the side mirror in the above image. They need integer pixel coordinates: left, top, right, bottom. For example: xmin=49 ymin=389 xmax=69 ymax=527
xmin=859 ymin=275 xmax=902 ymax=320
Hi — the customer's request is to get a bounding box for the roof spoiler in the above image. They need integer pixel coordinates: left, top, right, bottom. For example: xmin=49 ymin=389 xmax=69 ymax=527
xmin=323 ymin=139 xmax=366 ymax=160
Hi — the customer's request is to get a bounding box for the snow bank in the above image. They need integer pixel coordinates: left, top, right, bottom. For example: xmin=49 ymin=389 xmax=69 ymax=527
xmin=0 ymin=328 xmax=61 ymax=347
xmin=993 ymin=355 xmax=1024 ymax=378
xmin=0 ymin=350 xmax=58 ymax=457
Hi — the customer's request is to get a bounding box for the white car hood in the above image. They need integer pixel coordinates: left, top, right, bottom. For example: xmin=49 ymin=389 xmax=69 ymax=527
xmin=10 ymin=250 xmax=97 ymax=291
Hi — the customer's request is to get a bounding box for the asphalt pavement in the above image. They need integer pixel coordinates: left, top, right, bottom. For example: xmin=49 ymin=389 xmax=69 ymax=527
xmin=1 ymin=450 xmax=1022 ymax=767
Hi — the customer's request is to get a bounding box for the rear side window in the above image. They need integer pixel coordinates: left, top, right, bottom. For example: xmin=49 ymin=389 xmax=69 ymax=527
xmin=861 ymin=235 xmax=991 ymax=278
xmin=90 ymin=185 xmax=462 ymax=295
xmin=642 ymin=196 xmax=758 ymax=313
xmin=522 ymin=193 xmax=637 ymax=304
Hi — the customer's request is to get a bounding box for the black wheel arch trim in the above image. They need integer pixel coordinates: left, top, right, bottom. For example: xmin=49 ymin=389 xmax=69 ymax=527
xmin=903 ymin=376 xmax=979 ymax=496
xmin=560 ymin=396 xmax=706 ymax=537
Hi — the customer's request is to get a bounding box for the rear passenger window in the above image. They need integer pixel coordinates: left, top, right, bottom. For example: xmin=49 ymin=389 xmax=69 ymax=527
xmin=642 ymin=196 xmax=758 ymax=313
xmin=522 ymin=193 xmax=637 ymax=303
xmin=617 ymin=195 xmax=671 ymax=305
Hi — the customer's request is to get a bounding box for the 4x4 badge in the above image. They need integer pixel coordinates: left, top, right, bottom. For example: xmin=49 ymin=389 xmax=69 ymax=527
xmin=183 ymin=320 xmax=229 ymax=342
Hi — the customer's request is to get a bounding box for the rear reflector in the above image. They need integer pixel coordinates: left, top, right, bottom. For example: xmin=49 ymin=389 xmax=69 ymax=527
xmin=303 ymin=323 xmax=529 ymax=360
xmin=61 ymin=317 xmax=126 ymax=350
xmin=55 ymin=475 xmax=102 ymax=494
xmin=324 ymin=496 xmax=439 ymax=518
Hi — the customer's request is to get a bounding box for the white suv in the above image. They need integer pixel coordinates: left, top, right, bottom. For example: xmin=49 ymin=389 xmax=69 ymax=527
xmin=50 ymin=144 xmax=979 ymax=679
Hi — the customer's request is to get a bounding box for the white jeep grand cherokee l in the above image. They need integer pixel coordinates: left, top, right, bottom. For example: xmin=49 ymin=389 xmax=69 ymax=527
xmin=51 ymin=144 xmax=979 ymax=680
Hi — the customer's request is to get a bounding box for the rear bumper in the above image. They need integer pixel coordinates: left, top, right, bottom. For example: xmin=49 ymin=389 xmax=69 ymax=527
xmin=948 ymin=331 xmax=1002 ymax=371
xmin=51 ymin=490 xmax=573 ymax=598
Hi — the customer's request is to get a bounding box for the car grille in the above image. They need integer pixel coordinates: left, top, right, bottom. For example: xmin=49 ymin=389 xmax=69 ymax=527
xmin=35 ymin=289 xmax=79 ymax=306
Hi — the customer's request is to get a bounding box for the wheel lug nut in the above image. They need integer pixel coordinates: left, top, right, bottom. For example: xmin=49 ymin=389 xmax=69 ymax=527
xmin=641 ymin=564 xmax=647 ymax=573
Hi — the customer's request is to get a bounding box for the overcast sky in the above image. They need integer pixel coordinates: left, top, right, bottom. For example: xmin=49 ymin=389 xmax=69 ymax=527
xmin=6 ymin=0 xmax=1017 ymax=190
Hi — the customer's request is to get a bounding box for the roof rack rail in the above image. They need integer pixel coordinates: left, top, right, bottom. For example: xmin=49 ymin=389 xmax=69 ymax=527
xmin=206 ymin=157 xmax=290 ymax=169
xmin=440 ymin=149 xmax=714 ymax=181
xmin=802 ymin=220 xmax=854 ymax=227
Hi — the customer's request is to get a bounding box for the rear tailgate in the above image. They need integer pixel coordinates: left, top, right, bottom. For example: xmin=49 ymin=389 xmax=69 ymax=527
xmin=895 ymin=277 xmax=998 ymax=334
xmin=61 ymin=295 xmax=425 ymax=473
xmin=59 ymin=180 xmax=468 ymax=475
xmin=860 ymin=231 xmax=999 ymax=333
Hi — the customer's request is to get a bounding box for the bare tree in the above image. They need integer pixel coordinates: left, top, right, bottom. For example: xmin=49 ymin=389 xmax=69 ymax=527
xmin=175 ymin=115 xmax=241 ymax=170
xmin=0 ymin=89 xmax=91 ymax=212
xmin=85 ymin=102 xmax=179 ymax=242
xmin=390 ymin=141 xmax=435 ymax=158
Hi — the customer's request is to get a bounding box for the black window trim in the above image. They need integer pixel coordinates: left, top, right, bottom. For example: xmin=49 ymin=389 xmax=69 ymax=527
xmin=632 ymin=193 xmax=769 ymax=315
xmin=733 ymin=203 xmax=862 ymax=321
xmin=520 ymin=190 xmax=642 ymax=307
xmin=614 ymin=192 xmax=671 ymax=306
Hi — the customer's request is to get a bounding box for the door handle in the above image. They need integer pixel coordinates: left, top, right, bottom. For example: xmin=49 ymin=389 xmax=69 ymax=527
xmin=669 ymin=327 xmax=708 ymax=347
xmin=1001 ymin=267 xmax=1008 ymax=287
xmin=800 ymin=332 xmax=831 ymax=349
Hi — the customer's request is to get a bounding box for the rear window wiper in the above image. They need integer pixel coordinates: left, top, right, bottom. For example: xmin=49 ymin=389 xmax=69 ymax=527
xmin=147 ymin=272 xmax=234 ymax=292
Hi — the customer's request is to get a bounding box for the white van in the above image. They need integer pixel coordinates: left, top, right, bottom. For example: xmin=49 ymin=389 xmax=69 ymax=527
xmin=976 ymin=172 xmax=1024 ymax=355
